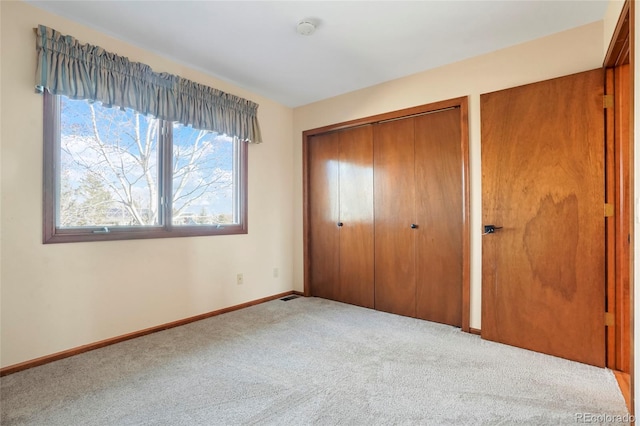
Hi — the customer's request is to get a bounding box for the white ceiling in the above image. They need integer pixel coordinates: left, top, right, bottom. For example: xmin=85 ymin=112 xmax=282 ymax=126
xmin=26 ymin=1 xmax=609 ymax=107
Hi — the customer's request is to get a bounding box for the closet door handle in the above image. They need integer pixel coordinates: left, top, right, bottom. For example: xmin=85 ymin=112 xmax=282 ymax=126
xmin=337 ymin=222 xmax=344 ymax=227
xmin=410 ymin=224 xmax=418 ymax=229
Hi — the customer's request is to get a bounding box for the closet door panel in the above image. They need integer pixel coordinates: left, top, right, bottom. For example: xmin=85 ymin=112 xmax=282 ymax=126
xmin=339 ymin=126 xmax=375 ymax=308
xmin=414 ymin=109 xmax=463 ymax=326
xmin=308 ymin=133 xmax=340 ymax=300
xmin=374 ymin=119 xmax=416 ymax=317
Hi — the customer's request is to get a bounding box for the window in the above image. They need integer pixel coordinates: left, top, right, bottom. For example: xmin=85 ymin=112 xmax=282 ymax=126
xmin=43 ymin=93 xmax=247 ymax=243
xmin=37 ymin=25 xmax=259 ymax=244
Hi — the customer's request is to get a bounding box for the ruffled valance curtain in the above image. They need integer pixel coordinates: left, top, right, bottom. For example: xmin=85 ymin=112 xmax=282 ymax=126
xmin=35 ymin=25 xmax=262 ymax=143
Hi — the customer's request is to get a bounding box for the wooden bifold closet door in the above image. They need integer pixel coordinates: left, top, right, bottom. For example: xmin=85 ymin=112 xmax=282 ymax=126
xmin=374 ymin=109 xmax=463 ymax=326
xmin=373 ymin=118 xmax=416 ymax=317
xmin=305 ymin=101 xmax=466 ymax=329
xmin=308 ymin=126 xmax=374 ymax=308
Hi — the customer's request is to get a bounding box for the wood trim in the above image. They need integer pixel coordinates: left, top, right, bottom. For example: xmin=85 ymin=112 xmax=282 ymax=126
xmin=239 ymin=135 xmax=250 ymax=234
xmin=604 ymin=0 xmax=634 ymax=413
xmin=469 ymin=328 xmax=481 ymax=336
xmin=302 ymin=97 xmax=468 ymax=138
xmin=606 ymin=67 xmax=617 ymax=369
xmin=615 ymin=64 xmax=632 ymax=373
xmin=302 ymin=130 xmax=312 ymax=297
xmin=459 ymin=98 xmax=471 ymax=333
xmin=302 ymin=96 xmax=471 ymax=331
xmin=42 ymin=92 xmax=59 ymax=244
xmin=604 ymin=0 xmax=630 ymax=68
xmin=628 ymin=0 xmax=634 ymax=415
xmin=0 ymin=291 xmax=299 ymax=377
xmin=614 ymin=370 xmax=632 ymax=413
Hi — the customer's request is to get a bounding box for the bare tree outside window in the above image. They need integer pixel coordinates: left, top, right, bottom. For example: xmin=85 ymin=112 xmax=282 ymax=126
xmin=171 ymin=123 xmax=234 ymax=226
xmin=58 ymin=97 xmax=235 ymax=229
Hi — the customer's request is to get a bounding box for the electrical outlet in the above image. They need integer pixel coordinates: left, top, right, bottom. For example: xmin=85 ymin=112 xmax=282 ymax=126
xmin=273 ymin=268 xmax=279 ymax=278
xmin=236 ymin=273 xmax=244 ymax=285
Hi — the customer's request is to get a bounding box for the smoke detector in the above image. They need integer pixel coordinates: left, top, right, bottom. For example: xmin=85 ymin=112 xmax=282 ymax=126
xmin=297 ymin=20 xmax=316 ymax=36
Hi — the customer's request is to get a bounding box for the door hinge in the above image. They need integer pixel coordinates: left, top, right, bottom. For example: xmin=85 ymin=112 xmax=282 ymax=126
xmin=603 ymin=94 xmax=614 ymax=109
xmin=605 ymin=312 xmax=615 ymax=326
xmin=604 ymin=203 xmax=614 ymax=217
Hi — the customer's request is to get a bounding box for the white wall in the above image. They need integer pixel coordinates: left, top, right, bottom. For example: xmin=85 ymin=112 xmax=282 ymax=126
xmin=292 ymin=21 xmax=605 ymax=329
xmin=0 ymin=1 xmax=295 ymax=367
xmin=604 ymin=0 xmax=627 ymax=57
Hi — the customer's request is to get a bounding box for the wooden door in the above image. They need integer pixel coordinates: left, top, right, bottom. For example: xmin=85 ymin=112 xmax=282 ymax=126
xmin=374 ymin=118 xmax=416 ymax=317
xmin=308 ymin=133 xmax=340 ymax=301
xmin=338 ymin=126 xmax=375 ymax=308
xmin=481 ymin=69 xmax=605 ymax=367
xmin=415 ymin=109 xmax=463 ymax=326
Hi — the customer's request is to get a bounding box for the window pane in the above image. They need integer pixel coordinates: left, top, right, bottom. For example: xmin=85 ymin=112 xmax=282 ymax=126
xmin=58 ymin=96 xmax=160 ymax=228
xmin=171 ymin=124 xmax=236 ymax=226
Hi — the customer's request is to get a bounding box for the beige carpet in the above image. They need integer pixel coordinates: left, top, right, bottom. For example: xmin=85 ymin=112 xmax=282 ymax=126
xmin=0 ymin=296 xmax=630 ymax=425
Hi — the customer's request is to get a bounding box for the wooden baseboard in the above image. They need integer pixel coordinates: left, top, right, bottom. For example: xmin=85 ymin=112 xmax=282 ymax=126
xmin=469 ymin=327 xmax=481 ymax=335
xmin=0 ymin=291 xmax=299 ymax=377
xmin=613 ymin=370 xmax=632 ymax=413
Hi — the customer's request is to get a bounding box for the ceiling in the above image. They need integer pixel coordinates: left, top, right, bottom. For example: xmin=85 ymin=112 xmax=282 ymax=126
xmin=26 ymin=1 xmax=609 ymax=108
